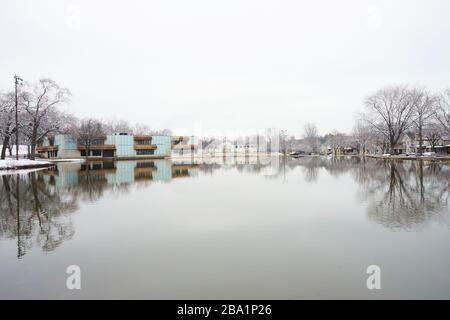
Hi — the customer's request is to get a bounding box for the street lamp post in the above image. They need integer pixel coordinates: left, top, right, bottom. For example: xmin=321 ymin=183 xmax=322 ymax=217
xmin=14 ymin=75 xmax=23 ymax=160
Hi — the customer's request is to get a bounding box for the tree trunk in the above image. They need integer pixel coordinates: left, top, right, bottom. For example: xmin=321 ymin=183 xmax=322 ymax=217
xmin=30 ymin=127 xmax=38 ymax=160
xmin=30 ymin=143 xmax=36 ymax=160
xmin=419 ymin=161 xmax=424 ymax=203
xmin=1 ymin=135 xmax=10 ymax=160
xmin=389 ymin=140 xmax=395 ymax=155
xmin=418 ymin=127 xmax=423 ymax=156
xmin=390 ymin=133 xmax=399 ymax=155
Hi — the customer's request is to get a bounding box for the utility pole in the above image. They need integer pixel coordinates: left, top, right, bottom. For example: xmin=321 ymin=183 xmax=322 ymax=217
xmin=14 ymin=75 xmax=23 ymax=160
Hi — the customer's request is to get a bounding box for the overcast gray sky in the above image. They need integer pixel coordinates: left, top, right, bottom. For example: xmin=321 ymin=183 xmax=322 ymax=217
xmin=1 ymin=0 xmax=450 ymax=137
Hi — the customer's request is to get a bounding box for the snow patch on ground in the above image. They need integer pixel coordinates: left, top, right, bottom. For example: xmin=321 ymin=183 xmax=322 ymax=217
xmin=3 ymin=145 xmax=29 ymax=156
xmin=0 ymin=159 xmax=52 ymax=170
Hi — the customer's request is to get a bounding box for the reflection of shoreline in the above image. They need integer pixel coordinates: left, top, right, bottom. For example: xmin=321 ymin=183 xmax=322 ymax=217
xmin=286 ymin=157 xmax=450 ymax=230
xmin=0 ymin=172 xmax=78 ymax=258
xmin=367 ymin=154 xmax=450 ymax=162
xmin=41 ymin=160 xmax=200 ymax=188
xmin=2 ymin=157 xmax=450 ymax=259
xmin=0 ymin=160 xmax=202 ymax=258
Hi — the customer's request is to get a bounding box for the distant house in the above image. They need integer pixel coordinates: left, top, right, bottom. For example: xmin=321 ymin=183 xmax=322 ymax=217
xmin=404 ymin=132 xmax=415 ymax=154
xmin=393 ymin=133 xmax=415 ymax=155
xmin=202 ymin=140 xmax=258 ymax=156
xmin=389 ymin=133 xmax=450 ymax=155
xmin=335 ymin=146 xmax=356 ymax=155
xmin=436 ymin=136 xmax=450 ymax=155
xmin=411 ymin=134 xmax=450 ymax=155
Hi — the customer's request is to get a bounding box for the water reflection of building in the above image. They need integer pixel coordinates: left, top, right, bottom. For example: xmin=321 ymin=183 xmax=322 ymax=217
xmin=3 ymin=157 xmax=450 ymax=260
xmin=42 ymin=158 xmax=450 ymax=232
xmin=0 ymin=160 xmax=201 ymax=258
xmin=40 ymin=160 xmax=199 ymax=188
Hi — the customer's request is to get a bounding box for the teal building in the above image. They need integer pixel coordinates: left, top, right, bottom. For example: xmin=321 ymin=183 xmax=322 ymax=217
xmin=37 ymin=133 xmax=182 ymax=160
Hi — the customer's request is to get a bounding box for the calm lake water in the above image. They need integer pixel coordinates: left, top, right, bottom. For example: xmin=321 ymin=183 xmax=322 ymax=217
xmin=1 ymin=156 xmax=450 ymax=299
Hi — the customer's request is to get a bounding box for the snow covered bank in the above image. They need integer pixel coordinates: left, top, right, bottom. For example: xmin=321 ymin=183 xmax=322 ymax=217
xmin=0 ymin=159 xmax=54 ymax=171
xmin=47 ymin=158 xmax=86 ymax=163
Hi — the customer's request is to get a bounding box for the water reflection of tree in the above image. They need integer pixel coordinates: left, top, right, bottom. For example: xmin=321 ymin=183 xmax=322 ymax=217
xmin=345 ymin=159 xmax=450 ymax=229
xmin=198 ymin=158 xmax=272 ymax=176
xmin=0 ymin=172 xmax=78 ymax=258
xmin=299 ymin=157 xmax=321 ymax=182
xmin=362 ymin=161 xmax=450 ymax=229
xmin=74 ymin=167 xmax=109 ymax=202
xmin=2 ymin=158 xmax=449 ymax=259
xmin=285 ymin=157 xmax=450 ymax=229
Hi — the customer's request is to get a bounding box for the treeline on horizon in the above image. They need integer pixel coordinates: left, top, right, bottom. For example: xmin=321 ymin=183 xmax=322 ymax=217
xmin=1 ymin=77 xmax=450 ymax=159
xmin=297 ymin=86 xmax=450 ymax=155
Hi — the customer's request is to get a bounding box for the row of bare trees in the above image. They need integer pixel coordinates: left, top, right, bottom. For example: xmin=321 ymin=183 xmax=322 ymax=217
xmin=0 ymin=78 xmax=73 ymax=160
xmin=298 ymin=86 xmax=450 ymax=156
xmin=360 ymin=86 xmax=450 ymax=155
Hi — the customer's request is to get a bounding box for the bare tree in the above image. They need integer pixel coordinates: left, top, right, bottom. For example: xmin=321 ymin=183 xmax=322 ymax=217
xmin=285 ymin=134 xmax=297 ymax=154
xmin=352 ymin=120 xmax=373 ymax=155
xmin=424 ymin=122 xmax=443 ymax=151
xmin=201 ymin=136 xmax=215 ymax=149
xmin=151 ymin=128 xmax=173 ymax=136
xmin=21 ymin=108 xmax=73 ymax=156
xmin=369 ymin=130 xmax=389 ymax=154
xmin=0 ymin=92 xmax=17 ymax=159
xmin=279 ymin=130 xmax=289 ymax=155
xmin=104 ymin=119 xmax=133 ymax=135
xmin=362 ymin=85 xmax=415 ymax=154
xmin=20 ymin=78 xmax=71 ymax=159
xmin=302 ymin=123 xmax=319 ymax=154
xmin=410 ymin=88 xmax=438 ymax=155
xmin=75 ymin=118 xmax=105 ymax=159
xmin=325 ymin=130 xmax=349 ymax=155
xmin=436 ymin=89 xmax=450 ymax=135
xmin=133 ymin=123 xmax=151 ymax=135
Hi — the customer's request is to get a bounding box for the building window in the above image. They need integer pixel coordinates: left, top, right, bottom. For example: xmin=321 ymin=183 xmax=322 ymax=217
xmin=103 ymin=150 xmax=114 ymax=157
xmin=136 ymin=172 xmax=153 ymax=179
xmin=137 ymin=162 xmax=155 ymax=168
xmin=172 ymin=149 xmax=185 ymax=156
xmin=103 ymin=161 xmax=115 ymax=169
xmin=92 ymin=150 xmax=102 ymax=156
xmin=173 ymin=169 xmax=189 ymax=176
xmin=135 ymin=139 xmax=152 ymax=145
xmin=81 ymin=150 xmax=87 ymax=157
xmin=136 ymin=149 xmax=154 ymax=155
